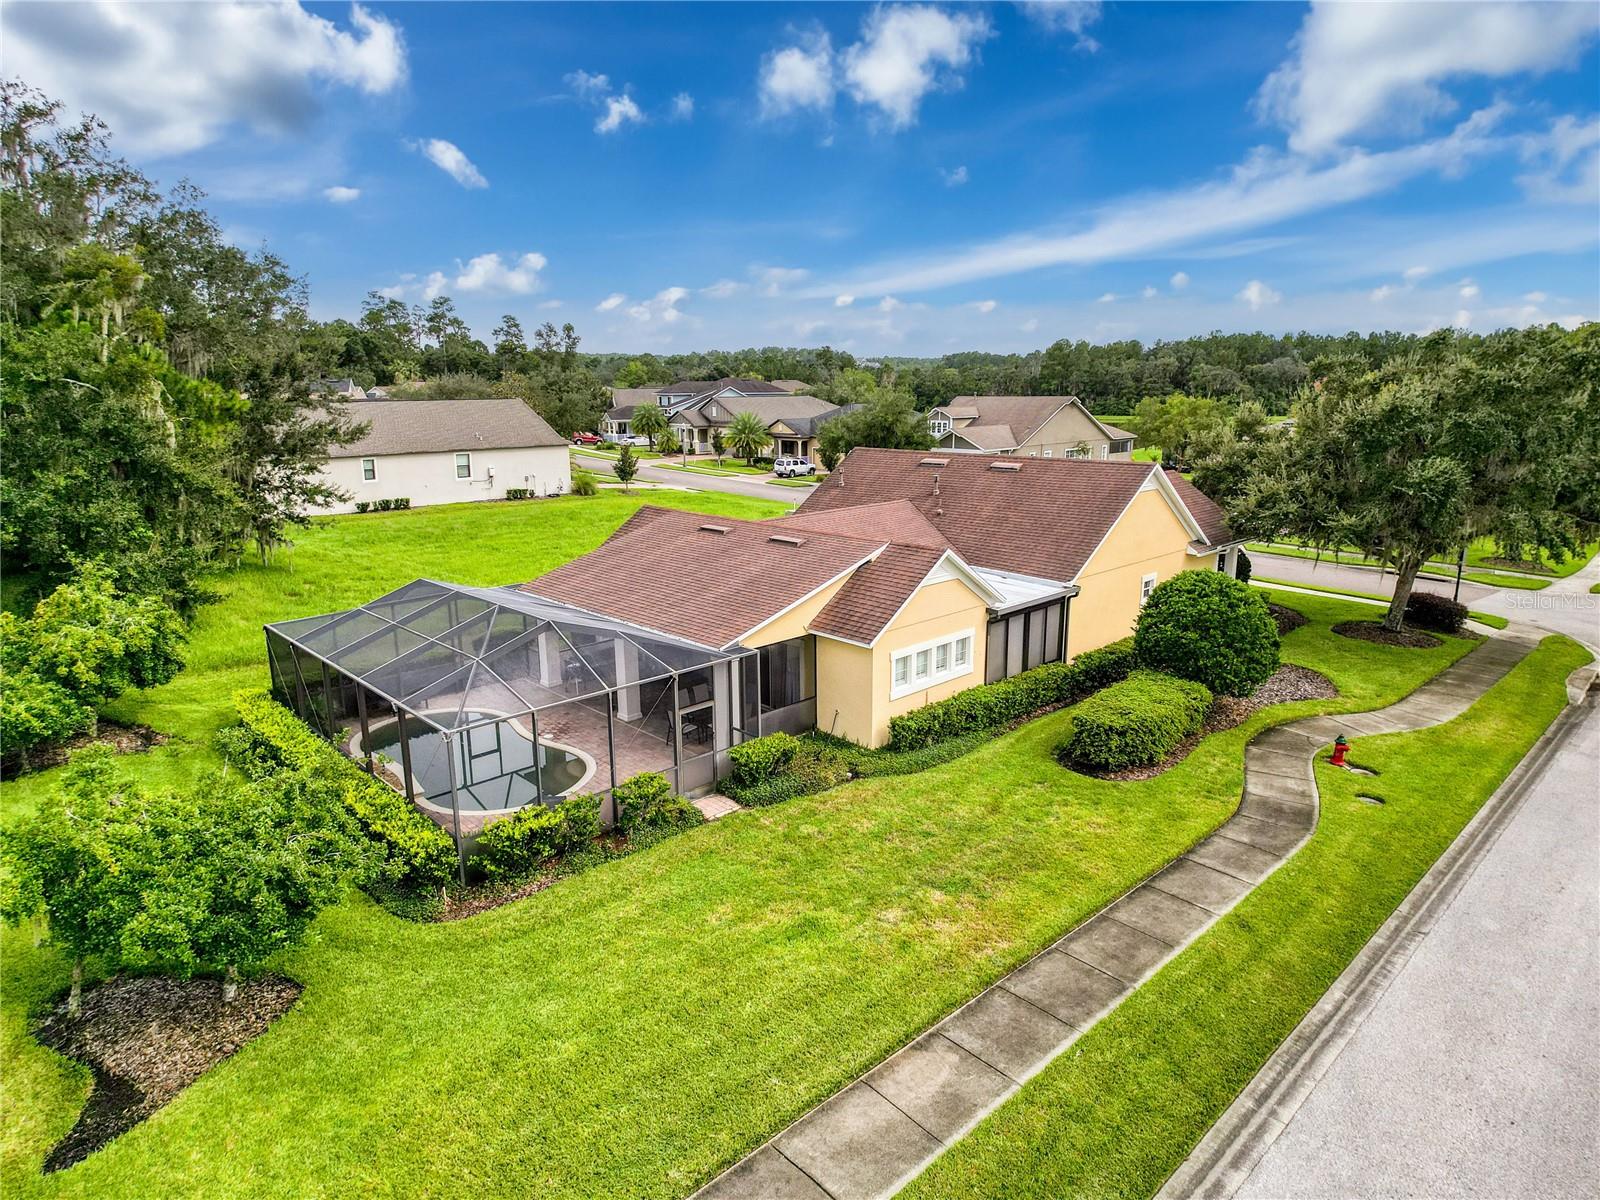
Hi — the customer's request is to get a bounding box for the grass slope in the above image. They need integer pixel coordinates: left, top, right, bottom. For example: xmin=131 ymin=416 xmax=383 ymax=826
xmin=2 ymin=592 xmax=1479 ymax=1199
xmin=904 ymin=634 xmax=1589 ymax=1200
xmin=0 ymin=491 xmax=786 ymax=822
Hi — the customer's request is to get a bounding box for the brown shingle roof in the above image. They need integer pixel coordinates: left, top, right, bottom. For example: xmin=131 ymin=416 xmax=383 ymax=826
xmin=1169 ymin=473 xmax=1235 ymax=546
xmin=809 ymin=544 xmax=948 ymax=644
xmin=519 ymin=507 xmax=884 ymax=648
xmin=937 ymin=396 xmax=1077 ymax=445
xmin=798 ymin=448 xmax=1165 ymax=583
xmin=333 ymin=398 xmax=565 ymax=457
xmin=950 ymin=424 xmax=1016 ymax=450
xmin=772 ymin=499 xmax=949 ymax=549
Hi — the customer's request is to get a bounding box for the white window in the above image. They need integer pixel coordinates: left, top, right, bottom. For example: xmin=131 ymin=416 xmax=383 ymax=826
xmin=361 ymin=457 xmax=376 ymax=481
xmin=1043 ymin=449 xmax=1053 ymax=458
xmin=1141 ymin=572 xmax=1158 ymax=606
xmin=890 ymin=628 xmax=978 ymax=699
xmin=929 ymin=417 xmax=951 ymax=437
xmin=1100 ymin=444 xmax=1109 ymax=459
xmin=455 ymin=452 xmax=471 ymax=479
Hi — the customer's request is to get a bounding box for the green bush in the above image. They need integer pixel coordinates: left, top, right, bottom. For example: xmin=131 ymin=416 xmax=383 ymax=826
xmin=1404 ymin=591 xmax=1467 ymax=634
xmin=613 ymin=771 xmax=701 ymax=832
xmin=1058 ymin=671 xmax=1213 ymax=771
xmin=727 ymin=731 xmax=801 ymax=787
xmin=571 ymin=473 xmax=599 ymax=496
xmin=354 ymin=501 xmax=371 ymax=513
xmin=886 ymin=639 xmax=1136 ymax=752
xmin=475 ymin=793 xmax=602 ymax=881
xmin=232 ymin=690 xmax=456 ymax=889
xmin=1134 ymin=571 xmax=1278 ymax=697
xmin=505 ymin=487 xmax=529 ymax=501
xmin=0 ymin=669 xmax=94 ymax=766
xmin=393 ymin=497 xmax=411 ymax=509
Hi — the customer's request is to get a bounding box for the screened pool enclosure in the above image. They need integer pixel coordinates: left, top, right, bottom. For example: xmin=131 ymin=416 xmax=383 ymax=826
xmin=265 ymin=580 xmax=756 ymax=879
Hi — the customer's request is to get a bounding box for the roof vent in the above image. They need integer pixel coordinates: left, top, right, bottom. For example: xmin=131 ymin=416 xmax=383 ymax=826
xmin=767 ymin=534 xmax=807 ymax=547
xmin=698 ymin=523 xmax=732 ymax=534
xmin=919 ymin=457 xmax=949 ymax=467
xmin=989 ymin=461 xmax=1022 ymax=472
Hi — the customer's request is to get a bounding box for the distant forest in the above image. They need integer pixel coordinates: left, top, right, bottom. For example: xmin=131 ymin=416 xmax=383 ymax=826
xmin=582 ymin=330 xmax=1431 ymax=415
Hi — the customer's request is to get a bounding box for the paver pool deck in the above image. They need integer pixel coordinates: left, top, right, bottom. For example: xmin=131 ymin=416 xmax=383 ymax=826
xmin=693 ymin=629 xmax=1544 ymax=1200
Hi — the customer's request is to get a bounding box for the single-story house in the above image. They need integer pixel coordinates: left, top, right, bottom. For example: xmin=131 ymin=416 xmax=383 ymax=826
xmin=603 ymin=378 xmax=791 ymax=443
xmin=767 ymin=404 xmax=859 ymax=461
xmin=668 ymin=392 xmax=842 ymax=457
xmin=317 ymin=397 xmax=571 ymax=513
xmin=265 ymin=447 xmax=1238 ymax=872
xmin=928 ymin=395 xmax=1136 ymax=460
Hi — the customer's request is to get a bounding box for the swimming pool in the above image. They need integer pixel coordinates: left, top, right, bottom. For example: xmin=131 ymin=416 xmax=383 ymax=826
xmin=363 ymin=709 xmax=594 ymax=814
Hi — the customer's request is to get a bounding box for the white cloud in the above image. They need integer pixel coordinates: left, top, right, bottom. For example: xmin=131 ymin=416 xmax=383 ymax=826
xmin=807 ymin=106 xmax=1534 ymax=298
xmin=1458 ymin=280 xmax=1480 ymax=299
xmin=565 ymin=69 xmax=612 ymax=99
xmin=2 ymin=0 xmax=406 ymax=156
xmin=1524 ymin=290 xmax=1548 ymax=303
xmin=878 ymin=295 xmax=903 ymax=312
xmin=1018 ymin=1 xmax=1104 ymax=51
xmin=454 ymin=252 xmax=547 ymax=294
xmin=671 ymin=92 xmax=695 ymax=121
xmin=758 ymin=266 xmax=810 ymax=296
xmin=411 ymin=138 xmax=488 ymax=188
xmin=1370 ymin=283 xmax=1399 ymax=302
xmin=701 ymin=279 xmax=744 ymax=299
xmin=1095 ymin=292 xmax=1117 ymax=303
xmin=1170 ymin=271 xmax=1190 ymax=290
xmin=760 ymin=33 xmax=836 ymax=118
xmin=596 ymin=293 xmax=627 ymax=312
xmin=1236 ymin=280 xmax=1282 ymax=311
xmin=1140 ymin=285 xmax=1159 ymax=299
xmin=376 ymin=283 xmax=407 ymax=300
xmin=835 ymin=295 xmax=856 ymax=307
xmin=538 ymin=299 xmax=563 ymax=310
xmin=973 ymin=299 xmax=998 ymax=313
xmin=1403 ymin=265 xmax=1430 ymax=282
xmin=596 ymin=95 xmax=644 ymax=134
xmin=842 ymin=5 xmax=992 ymax=129
xmin=323 ymin=185 xmax=361 ymax=203
xmin=422 ymin=270 xmax=447 ymax=300
xmin=942 ymin=165 xmax=970 ymax=187
xmin=1515 ymin=114 xmax=1600 ymax=203
xmin=625 ymin=286 xmax=691 ymax=324
xmin=1020 ymin=317 xmax=1040 ymax=333
xmin=1257 ymin=1 xmax=1600 ymax=154
xmin=1455 ymin=309 xmax=1473 ymax=328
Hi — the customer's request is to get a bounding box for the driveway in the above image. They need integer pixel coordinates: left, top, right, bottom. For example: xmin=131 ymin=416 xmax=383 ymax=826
xmin=1232 ymin=693 xmax=1600 ymax=1199
xmin=575 ymin=449 xmax=803 ymax=504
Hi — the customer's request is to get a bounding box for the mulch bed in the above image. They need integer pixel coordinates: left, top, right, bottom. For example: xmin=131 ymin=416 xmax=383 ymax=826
xmin=1267 ymin=602 xmax=1309 ymax=635
xmin=1 ymin=721 xmax=167 ymax=779
xmin=33 ymin=974 xmax=300 ymax=1171
xmin=1067 ymin=664 xmax=1339 ymax=782
xmin=1332 ymin=620 xmax=1443 ymax=649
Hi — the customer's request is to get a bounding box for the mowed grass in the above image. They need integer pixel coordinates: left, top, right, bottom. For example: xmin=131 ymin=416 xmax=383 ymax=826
xmin=0 ymin=491 xmax=787 ymax=823
xmin=1252 ymin=577 xmax=1510 ymax=628
xmin=904 ymin=633 xmax=1590 ymax=1200
xmin=1250 ymin=537 xmax=1596 ymax=582
xmin=2 ymin=592 xmax=1480 ymax=1199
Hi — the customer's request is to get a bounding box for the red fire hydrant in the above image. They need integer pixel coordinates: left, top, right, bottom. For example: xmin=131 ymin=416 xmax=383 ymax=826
xmin=1329 ymin=735 xmax=1350 ymax=768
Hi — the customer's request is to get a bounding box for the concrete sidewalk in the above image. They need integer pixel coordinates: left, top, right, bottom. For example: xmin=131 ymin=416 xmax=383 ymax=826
xmin=694 ymin=631 xmax=1542 ymax=1200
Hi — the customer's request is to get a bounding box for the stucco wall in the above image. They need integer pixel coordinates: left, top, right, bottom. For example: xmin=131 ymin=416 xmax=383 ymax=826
xmin=815 ymin=577 xmax=990 ymax=747
xmin=1066 ymin=487 xmax=1203 ymax=658
xmin=315 ymin=446 xmax=571 ymax=513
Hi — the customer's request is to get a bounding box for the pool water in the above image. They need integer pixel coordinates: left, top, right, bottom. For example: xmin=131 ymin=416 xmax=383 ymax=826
xmin=366 ymin=710 xmax=591 ymax=813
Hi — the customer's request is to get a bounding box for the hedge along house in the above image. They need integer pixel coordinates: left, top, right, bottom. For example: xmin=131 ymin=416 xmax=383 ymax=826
xmin=264 ymin=580 xmax=750 ymax=879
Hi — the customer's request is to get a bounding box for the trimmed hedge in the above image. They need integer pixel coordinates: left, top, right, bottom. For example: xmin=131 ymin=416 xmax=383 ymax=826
xmin=727 ymin=731 xmax=801 ymax=787
xmin=886 ymin=640 xmax=1136 ymax=752
xmin=232 ymin=690 xmax=457 ymax=889
xmin=475 ymin=793 xmax=600 ymax=881
xmin=613 ymin=770 xmax=701 ymax=832
xmin=1134 ymin=571 xmax=1278 ymax=697
xmin=1404 ymin=590 xmax=1467 ymax=634
xmin=1057 ymin=670 xmax=1213 ymax=771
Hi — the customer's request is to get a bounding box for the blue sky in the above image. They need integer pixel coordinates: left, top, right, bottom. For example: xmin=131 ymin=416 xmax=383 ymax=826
xmin=8 ymin=1 xmax=1599 ymax=354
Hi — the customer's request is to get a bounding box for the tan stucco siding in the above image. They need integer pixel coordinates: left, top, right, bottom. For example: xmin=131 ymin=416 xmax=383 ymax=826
xmin=815 ymin=577 xmax=990 ymax=747
xmin=1067 ymin=488 xmax=1205 ymax=658
xmin=1014 ymin=404 xmax=1105 ymax=457
xmin=741 ymin=572 xmax=858 ymax=648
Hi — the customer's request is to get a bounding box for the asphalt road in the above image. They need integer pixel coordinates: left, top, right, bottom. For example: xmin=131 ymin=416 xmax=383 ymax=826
xmin=1252 ymin=551 xmax=1498 ymax=604
xmin=1235 ymin=692 xmax=1600 ymax=1199
xmin=574 ymin=450 xmax=803 ymax=504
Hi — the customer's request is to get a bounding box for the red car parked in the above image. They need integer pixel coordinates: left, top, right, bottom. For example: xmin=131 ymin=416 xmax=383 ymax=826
xmin=571 ymin=431 xmax=602 ymax=445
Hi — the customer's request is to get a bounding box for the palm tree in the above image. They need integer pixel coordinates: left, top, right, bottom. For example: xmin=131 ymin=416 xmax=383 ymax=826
xmin=725 ymin=410 xmax=772 ymax=464
xmin=629 ymin=402 xmax=669 ymax=447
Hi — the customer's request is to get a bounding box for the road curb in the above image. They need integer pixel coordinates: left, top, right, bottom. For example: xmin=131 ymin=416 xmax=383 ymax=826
xmin=1156 ymin=683 xmax=1594 ymax=1200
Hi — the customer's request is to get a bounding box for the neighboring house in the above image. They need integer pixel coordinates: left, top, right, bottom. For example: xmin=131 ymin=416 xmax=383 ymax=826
xmin=928 ymin=395 xmax=1136 ymax=460
xmin=768 ymin=404 xmax=859 ymax=461
xmin=603 ymin=378 xmax=790 ymax=444
xmin=769 ymin=379 xmax=812 ymax=394
xmin=317 ymin=397 xmax=571 ymax=513
xmin=309 ymin=377 xmax=368 ymax=400
xmin=670 ymin=392 xmax=841 ymax=457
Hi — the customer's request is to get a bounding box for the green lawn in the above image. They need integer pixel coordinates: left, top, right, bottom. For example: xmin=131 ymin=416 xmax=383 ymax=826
xmin=904 ymin=633 xmax=1589 ymax=1200
xmin=772 ymin=476 xmax=823 ymax=487
xmin=0 ymin=491 xmax=786 ymax=822
xmin=1252 ymin=576 xmax=1510 ymax=628
xmin=2 ymin=591 xmax=1490 ymax=1198
xmin=1250 ymin=537 xmax=1594 ymax=582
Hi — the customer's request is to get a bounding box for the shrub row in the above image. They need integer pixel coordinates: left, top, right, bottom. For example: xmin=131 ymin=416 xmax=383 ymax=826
xmin=475 ymin=793 xmax=600 ymax=881
xmin=231 ymin=690 xmax=457 ymax=889
xmin=727 ymin=731 xmax=801 ymax=788
xmin=504 ymin=487 xmax=531 ymax=500
xmin=353 ymin=497 xmax=412 ymax=513
xmin=1404 ymin=590 xmax=1467 ymax=634
xmin=1057 ymin=670 xmax=1213 ymax=771
xmin=885 ymin=640 xmax=1136 ymax=752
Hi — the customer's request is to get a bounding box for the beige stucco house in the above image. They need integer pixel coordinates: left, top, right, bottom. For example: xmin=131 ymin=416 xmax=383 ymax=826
xmin=317 ymin=397 xmax=571 ymax=513
xmin=929 ymin=395 xmax=1136 ymax=460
